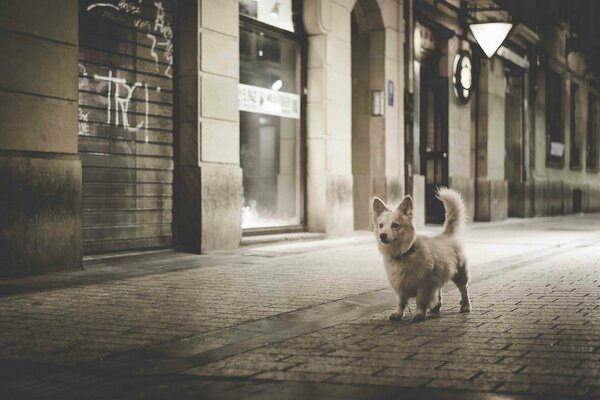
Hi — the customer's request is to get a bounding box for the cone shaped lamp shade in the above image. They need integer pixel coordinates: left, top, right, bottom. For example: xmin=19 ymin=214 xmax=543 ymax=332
xmin=470 ymin=22 xmax=512 ymax=58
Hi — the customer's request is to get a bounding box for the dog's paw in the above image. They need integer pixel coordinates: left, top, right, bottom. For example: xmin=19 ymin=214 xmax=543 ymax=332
xmin=460 ymin=300 xmax=472 ymax=313
xmin=430 ymin=303 xmax=442 ymax=314
xmin=389 ymin=312 xmax=403 ymax=321
xmin=412 ymin=313 xmax=426 ymax=323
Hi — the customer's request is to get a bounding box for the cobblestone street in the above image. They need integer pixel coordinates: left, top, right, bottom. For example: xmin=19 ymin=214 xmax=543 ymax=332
xmin=2 ymin=215 xmax=600 ymax=399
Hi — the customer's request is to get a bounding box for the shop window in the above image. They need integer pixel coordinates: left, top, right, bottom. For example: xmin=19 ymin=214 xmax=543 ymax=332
xmin=587 ymin=93 xmax=598 ymax=171
xmin=239 ymin=1 xmax=304 ymax=230
xmin=546 ymin=68 xmax=564 ymax=167
xmin=570 ymin=83 xmax=580 ymax=169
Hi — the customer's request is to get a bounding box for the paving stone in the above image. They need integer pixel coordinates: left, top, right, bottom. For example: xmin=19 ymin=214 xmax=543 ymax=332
xmin=495 ymin=382 xmax=590 ymax=397
xmin=328 ymin=374 xmax=430 ymax=387
xmin=378 ymin=367 xmax=477 ymax=380
xmin=288 ymin=364 xmax=382 ymax=375
xmin=252 ymin=371 xmax=335 ymax=383
xmin=437 ymin=362 xmax=522 ymax=373
xmin=425 ymin=378 xmax=499 ymax=392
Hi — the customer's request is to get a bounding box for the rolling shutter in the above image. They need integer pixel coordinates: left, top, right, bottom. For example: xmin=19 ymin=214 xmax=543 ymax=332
xmin=78 ymin=0 xmax=174 ymax=254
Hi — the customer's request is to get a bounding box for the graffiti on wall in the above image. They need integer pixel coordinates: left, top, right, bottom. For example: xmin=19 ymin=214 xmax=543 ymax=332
xmin=93 ymin=70 xmax=150 ymax=131
xmin=85 ymin=0 xmax=173 ymax=78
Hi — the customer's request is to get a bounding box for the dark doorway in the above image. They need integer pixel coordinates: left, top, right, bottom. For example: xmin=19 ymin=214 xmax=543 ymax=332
xmin=505 ymin=72 xmax=525 ymax=183
xmin=573 ymin=189 xmax=582 ymax=214
xmin=420 ymin=65 xmax=449 ymax=224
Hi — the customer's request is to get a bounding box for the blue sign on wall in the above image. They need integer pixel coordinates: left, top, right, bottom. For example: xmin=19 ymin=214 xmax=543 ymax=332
xmin=387 ymin=80 xmax=394 ymax=106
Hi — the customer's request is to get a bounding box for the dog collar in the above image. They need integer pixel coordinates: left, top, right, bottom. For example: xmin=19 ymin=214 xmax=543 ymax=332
xmin=393 ymin=242 xmax=415 ymax=260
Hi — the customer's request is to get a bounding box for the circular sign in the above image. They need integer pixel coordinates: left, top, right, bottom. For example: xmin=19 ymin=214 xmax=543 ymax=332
xmin=453 ymin=52 xmax=473 ymax=103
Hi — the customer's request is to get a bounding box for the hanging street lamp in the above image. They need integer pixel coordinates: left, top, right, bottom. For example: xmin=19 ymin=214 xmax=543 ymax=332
xmin=469 ymin=21 xmax=513 ymax=58
xmin=460 ymin=1 xmax=513 ymax=59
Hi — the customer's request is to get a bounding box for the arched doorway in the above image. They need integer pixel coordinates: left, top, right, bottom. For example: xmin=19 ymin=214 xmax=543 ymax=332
xmin=351 ymin=0 xmax=386 ymax=230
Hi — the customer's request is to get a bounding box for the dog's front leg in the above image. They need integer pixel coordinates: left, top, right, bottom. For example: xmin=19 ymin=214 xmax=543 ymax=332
xmin=389 ymin=294 xmax=408 ymax=320
xmin=413 ymin=287 xmax=435 ymax=322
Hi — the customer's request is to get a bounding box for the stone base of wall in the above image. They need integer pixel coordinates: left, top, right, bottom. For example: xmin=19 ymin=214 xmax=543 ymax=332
xmin=174 ymin=165 xmax=202 ymax=253
xmin=0 ymin=153 xmax=82 ymax=278
xmin=175 ymin=163 xmax=243 ymax=253
xmin=412 ymin=175 xmax=425 ymax=229
xmin=531 ymin=180 xmax=600 ymax=216
xmin=449 ymin=177 xmax=475 ymax=222
xmin=200 ymin=163 xmax=243 ymax=252
xmin=476 ymin=179 xmax=508 ymax=221
xmin=508 ymin=181 xmax=533 ymax=218
xmin=325 ymin=174 xmax=354 ymax=237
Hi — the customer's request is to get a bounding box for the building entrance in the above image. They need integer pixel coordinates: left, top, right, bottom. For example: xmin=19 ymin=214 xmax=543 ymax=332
xmin=420 ymin=67 xmax=449 ymax=224
xmin=78 ymin=0 xmax=175 ymax=254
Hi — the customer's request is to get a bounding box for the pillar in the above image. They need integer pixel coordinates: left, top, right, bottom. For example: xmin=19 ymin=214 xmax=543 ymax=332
xmin=0 ymin=0 xmax=81 ymax=277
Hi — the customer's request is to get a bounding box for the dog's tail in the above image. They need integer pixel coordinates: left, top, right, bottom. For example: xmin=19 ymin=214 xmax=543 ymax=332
xmin=437 ymin=187 xmax=466 ymax=236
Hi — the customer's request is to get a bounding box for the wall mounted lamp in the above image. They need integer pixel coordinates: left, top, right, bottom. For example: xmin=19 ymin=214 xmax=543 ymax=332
xmin=460 ymin=2 xmax=513 ymax=59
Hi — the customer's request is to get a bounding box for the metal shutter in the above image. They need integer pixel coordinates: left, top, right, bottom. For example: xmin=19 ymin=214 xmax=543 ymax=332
xmin=78 ymin=0 xmax=174 ymax=254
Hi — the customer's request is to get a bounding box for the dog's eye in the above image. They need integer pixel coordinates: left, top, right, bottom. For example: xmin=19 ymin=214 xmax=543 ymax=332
xmin=391 ymin=223 xmax=400 ymax=229
xmin=379 ymin=223 xmax=383 ymax=228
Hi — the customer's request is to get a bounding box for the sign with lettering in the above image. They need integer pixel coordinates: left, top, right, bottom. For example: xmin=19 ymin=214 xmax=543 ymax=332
xmin=239 ymin=84 xmax=300 ymax=119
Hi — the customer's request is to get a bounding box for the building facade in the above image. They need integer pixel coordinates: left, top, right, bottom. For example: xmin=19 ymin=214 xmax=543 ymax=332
xmin=0 ymin=0 xmax=598 ymax=277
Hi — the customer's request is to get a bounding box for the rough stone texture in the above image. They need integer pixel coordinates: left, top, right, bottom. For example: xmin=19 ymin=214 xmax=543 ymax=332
xmin=0 ymin=30 xmax=77 ymax=101
xmin=0 ymin=92 xmax=77 ymax=154
xmin=200 ymin=164 xmax=243 ymax=251
xmin=475 ymin=179 xmax=508 ymax=221
xmin=0 ymin=1 xmax=80 ymax=277
xmin=174 ymin=0 xmax=242 ymax=253
xmin=409 ymin=174 xmax=425 ymax=229
xmin=325 ymin=174 xmax=354 ymax=236
xmin=475 ymin=58 xmax=508 ymax=222
xmin=0 ymin=0 xmax=78 ymax=45
xmin=508 ymin=181 xmax=533 ymax=218
xmin=0 ymin=154 xmax=81 ymax=277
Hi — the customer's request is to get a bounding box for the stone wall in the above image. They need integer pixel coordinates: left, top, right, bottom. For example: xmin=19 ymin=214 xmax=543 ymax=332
xmin=175 ymin=0 xmax=243 ymax=253
xmin=0 ymin=0 xmax=81 ymax=277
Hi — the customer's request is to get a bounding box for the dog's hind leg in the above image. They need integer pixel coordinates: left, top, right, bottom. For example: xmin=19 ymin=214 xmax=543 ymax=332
xmin=413 ymin=286 xmax=436 ymax=322
xmin=389 ymin=293 xmax=409 ymax=320
xmin=430 ymin=289 xmax=443 ymax=314
xmin=452 ymin=263 xmax=471 ymax=312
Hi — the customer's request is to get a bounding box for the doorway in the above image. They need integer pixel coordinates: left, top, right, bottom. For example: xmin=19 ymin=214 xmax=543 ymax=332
xmin=420 ymin=62 xmax=449 ymax=224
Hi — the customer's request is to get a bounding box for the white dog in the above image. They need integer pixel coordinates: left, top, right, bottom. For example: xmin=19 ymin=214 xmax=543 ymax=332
xmin=371 ymin=188 xmax=471 ymax=322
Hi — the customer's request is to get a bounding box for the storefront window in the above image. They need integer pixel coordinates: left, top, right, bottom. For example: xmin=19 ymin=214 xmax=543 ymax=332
xmin=239 ymin=10 xmax=302 ymax=229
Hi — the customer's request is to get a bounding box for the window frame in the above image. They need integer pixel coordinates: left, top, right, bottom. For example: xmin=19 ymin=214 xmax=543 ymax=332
xmin=238 ymin=1 xmax=308 ymax=233
xmin=587 ymin=92 xmax=599 ymax=172
xmin=570 ymin=82 xmax=581 ymax=170
xmin=545 ymin=67 xmax=564 ymax=169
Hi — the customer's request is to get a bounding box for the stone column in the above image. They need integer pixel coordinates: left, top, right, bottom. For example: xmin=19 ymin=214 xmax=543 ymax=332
xmin=442 ymin=37 xmax=475 ymax=220
xmin=0 ymin=0 xmax=81 ymax=277
xmin=175 ymin=0 xmax=243 ymax=252
xmin=304 ymin=0 xmax=355 ymax=236
xmin=382 ymin=1 xmax=405 ymax=209
xmin=475 ymin=57 xmax=508 ymax=221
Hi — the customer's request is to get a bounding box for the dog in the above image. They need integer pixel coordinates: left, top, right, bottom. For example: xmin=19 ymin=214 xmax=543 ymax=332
xmin=371 ymin=188 xmax=471 ymax=322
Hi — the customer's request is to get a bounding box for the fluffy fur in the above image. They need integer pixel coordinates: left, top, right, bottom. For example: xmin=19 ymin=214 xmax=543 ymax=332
xmin=372 ymin=187 xmax=472 ymax=322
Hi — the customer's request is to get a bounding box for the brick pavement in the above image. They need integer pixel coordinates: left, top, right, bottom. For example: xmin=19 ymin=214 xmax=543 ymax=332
xmin=183 ymin=243 xmax=600 ymax=398
xmin=1 ymin=214 xmax=600 ymax=398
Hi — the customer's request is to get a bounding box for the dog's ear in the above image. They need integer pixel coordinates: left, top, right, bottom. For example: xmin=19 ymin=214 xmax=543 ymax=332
xmin=397 ymin=195 xmax=413 ymax=218
xmin=372 ymin=197 xmax=389 ymax=217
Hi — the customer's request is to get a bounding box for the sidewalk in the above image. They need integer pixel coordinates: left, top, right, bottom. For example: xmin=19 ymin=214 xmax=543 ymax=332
xmin=1 ymin=214 xmax=600 ymax=399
